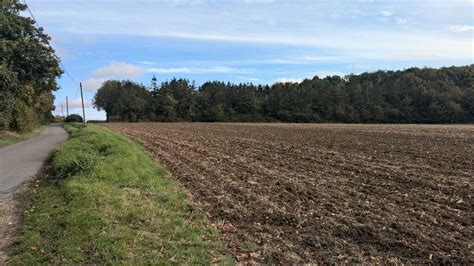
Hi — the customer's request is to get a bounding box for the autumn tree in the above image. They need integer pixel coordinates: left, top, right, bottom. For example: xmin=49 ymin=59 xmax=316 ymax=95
xmin=1 ymin=0 xmax=63 ymax=131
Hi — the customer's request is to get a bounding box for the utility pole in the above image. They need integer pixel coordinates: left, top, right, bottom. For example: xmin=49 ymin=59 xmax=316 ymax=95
xmin=66 ymin=96 xmax=69 ymax=117
xmin=80 ymin=82 xmax=86 ymax=126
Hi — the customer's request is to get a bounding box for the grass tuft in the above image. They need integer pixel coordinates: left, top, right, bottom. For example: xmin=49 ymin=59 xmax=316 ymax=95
xmin=9 ymin=124 xmax=233 ymax=264
xmin=0 ymin=126 xmax=45 ymax=148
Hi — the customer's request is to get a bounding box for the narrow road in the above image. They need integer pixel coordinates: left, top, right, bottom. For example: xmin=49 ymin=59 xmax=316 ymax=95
xmin=0 ymin=124 xmax=68 ymax=197
xmin=0 ymin=124 xmax=67 ymax=263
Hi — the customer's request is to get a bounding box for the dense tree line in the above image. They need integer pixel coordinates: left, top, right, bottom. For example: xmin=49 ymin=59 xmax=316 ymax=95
xmin=94 ymin=65 xmax=473 ymax=124
xmin=1 ymin=0 xmax=62 ymax=132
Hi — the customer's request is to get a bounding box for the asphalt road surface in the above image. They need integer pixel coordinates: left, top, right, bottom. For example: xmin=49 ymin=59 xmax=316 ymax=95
xmin=0 ymin=124 xmax=68 ymax=198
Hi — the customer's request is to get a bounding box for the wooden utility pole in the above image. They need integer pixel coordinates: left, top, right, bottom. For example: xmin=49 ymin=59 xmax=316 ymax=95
xmin=66 ymin=96 xmax=69 ymax=117
xmin=80 ymin=82 xmax=86 ymax=126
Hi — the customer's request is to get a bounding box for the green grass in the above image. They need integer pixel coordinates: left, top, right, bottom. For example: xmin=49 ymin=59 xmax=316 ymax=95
xmin=9 ymin=124 xmax=233 ymax=264
xmin=0 ymin=126 xmax=45 ymax=148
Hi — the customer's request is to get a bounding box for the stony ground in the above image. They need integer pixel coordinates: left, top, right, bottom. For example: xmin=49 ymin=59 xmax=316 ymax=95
xmin=104 ymin=123 xmax=474 ymax=264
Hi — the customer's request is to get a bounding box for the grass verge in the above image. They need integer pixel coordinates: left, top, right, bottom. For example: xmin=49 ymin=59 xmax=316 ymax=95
xmin=8 ymin=124 xmax=232 ymax=264
xmin=0 ymin=126 xmax=45 ymax=148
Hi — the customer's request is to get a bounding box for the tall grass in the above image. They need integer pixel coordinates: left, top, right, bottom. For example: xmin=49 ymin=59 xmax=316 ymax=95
xmin=0 ymin=126 xmax=45 ymax=148
xmin=9 ymin=124 xmax=232 ymax=264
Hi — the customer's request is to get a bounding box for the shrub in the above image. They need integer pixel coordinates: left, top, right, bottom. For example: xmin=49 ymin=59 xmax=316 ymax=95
xmin=65 ymin=114 xmax=84 ymax=123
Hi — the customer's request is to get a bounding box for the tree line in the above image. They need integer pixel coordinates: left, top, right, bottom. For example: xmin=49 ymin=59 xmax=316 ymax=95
xmin=94 ymin=65 xmax=473 ymax=124
xmin=1 ymin=0 xmax=62 ymax=132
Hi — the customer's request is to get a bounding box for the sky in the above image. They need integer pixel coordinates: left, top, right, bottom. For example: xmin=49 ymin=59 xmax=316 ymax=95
xmin=23 ymin=0 xmax=474 ymax=120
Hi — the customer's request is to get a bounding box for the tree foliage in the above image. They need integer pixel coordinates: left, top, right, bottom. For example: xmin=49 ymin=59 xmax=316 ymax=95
xmin=93 ymin=80 xmax=149 ymax=122
xmin=0 ymin=0 xmax=63 ymax=132
xmin=94 ymin=66 xmax=473 ymax=124
xmin=65 ymin=114 xmax=83 ymax=123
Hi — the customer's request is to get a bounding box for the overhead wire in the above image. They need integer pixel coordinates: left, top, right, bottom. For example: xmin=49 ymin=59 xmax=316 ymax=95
xmin=22 ymin=0 xmax=81 ymax=98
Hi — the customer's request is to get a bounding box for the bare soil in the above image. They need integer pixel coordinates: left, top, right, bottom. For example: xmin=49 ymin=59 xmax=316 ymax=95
xmin=0 ymin=195 xmax=20 ymax=264
xmin=0 ymin=165 xmax=53 ymax=264
xmin=104 ymin=123 xmax=474 ymax=264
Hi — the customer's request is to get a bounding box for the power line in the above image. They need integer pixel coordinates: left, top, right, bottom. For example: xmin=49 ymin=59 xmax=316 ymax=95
xmin=22 ymin=0 xmax=79 ymax=87
xmin=73 ymin=86 xmax=80 ymax=99
xmin=23 ymin=0 xmax=37 ymax=22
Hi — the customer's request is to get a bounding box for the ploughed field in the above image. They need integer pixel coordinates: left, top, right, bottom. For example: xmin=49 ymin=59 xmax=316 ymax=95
xmin=103 ymin=123 xmax=473 ymax=263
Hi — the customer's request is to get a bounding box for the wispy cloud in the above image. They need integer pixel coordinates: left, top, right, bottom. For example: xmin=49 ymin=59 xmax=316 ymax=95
xmin=380 ymin=10 xmax=395 ymax=17
xmin=56 ymin=25 xmax=472 ymax=61
xmin=303 ymin=56 xmax=349 ymax=62
xmin=234 ymin=76 xmax=260 ymax=82
xmin=395 ymin=17 xmax=407 ymax=25
xmin=275 ymin=71 xmax=346 ymax=84
xmin=148 ymin=66 xmax=254 ymax=74
xmin=137 ymin=61 xmax=156 ymax=65
xmin=275 ymin=77 xmax=303 ymax=84
xmin=448 ymin=25 xmax=474 ymax=32
xmin=29 ymin=0 xmax=473 ymax=62
xmin=244 ymin=0 xmax=275 ymax=3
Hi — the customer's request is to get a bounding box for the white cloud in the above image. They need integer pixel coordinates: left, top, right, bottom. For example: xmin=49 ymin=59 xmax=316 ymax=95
xmin=83 ymin=62 xmax=146 ymax=91
xmin=167 ymin=0 xmax=206 ymax=6
xmin=303 ymin=56 xmax=349 ymax=61
xmin=411 ymin=10 xmax=424 ymax=15
xmin=275 ymin=77 xmax=303 ymax=84
xmin=82 ymin=63 xmax=255 ymax=91
xmin=268 ymin=58 xmax=305 ymax=64
xmin=93 ymin=62 xmax=145 ymax=79
xmin=448 ymin=25 xmax=474 ymax=32
xmin=29 ymin=0 xmax=474 ymax=63
xmin=113 ymin=30 xmax=470 ymax=61
xmin=380 ymin=10 xmax=394 ymax=17
xmin=275 ymin=71 xmax=346 ymax=84
xmin=234 ymin=76 xmax=260 ymax=82
xmin=137 ymin=61 xmax=156 ymax=65
xmin=83 ymin=78 xmax=107 ymax=91
xmin=395 ymin=17 xmax=407 ymax=25
xmin=58 ymin=98 xmax=92 ymax=109
xmin=147 ymin=66 xmax=253 ymax=74
xmin=244 ymin=0 xmax=275 ymax=3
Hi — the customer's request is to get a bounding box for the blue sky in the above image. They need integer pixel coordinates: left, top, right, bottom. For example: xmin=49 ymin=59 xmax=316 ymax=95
xmin=24 ymin=0 xmax=474 ymax=120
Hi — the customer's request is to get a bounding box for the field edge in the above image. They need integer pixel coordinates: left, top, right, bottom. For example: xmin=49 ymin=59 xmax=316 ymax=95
xmin=7 ymin=123 xmax=233 ymax=264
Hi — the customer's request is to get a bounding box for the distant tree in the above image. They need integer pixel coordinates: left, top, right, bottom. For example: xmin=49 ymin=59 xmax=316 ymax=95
xmin=225 ymin=83 xmax=259 ymax=121
xmin=196 ymin=81 xmax=230 ymax=122
xmin=142 ymin=75 xmax=158 ymax=121
xmin=93 ymin=80 xmax=149 ymax=122
xmin=93 ymin=65 xmax=474 ymax=124
xmin=93 ymin=80 xmax=121 ymax=122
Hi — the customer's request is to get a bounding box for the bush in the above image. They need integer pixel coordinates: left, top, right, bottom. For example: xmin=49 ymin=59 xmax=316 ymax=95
xmin=54 ymin=115 xmax=65 ymax=123
xmin=53 ymin=146 xmax=100 ymax=177
xmin=65 ymin=114 xmax=83 ymax=123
